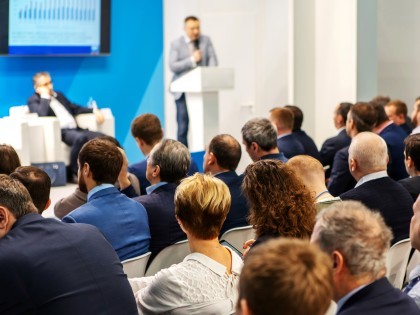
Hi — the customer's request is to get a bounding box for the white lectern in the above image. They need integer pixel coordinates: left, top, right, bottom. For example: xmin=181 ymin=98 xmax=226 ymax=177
xmin=170 ymin=67 xmax=234 ymax=152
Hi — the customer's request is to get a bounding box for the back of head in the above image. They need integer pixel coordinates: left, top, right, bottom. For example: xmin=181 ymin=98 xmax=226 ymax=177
xmin=78 ymin=138 xmax=123 ymax=184
xmin=405 ymin=134 xmax=420 ymax=172
xmin=313 ymin=200 xmax=392 ymax=279
xmin=349 ymin=132 xmax=388 ymax=174
xmin=241 ymin=118 xmax=277 ymax=151
xmin=269 ymin=107 xmax=294 ymax=131
xmin=370 ymin=101 xmax=390 ymax=126
xmin=175 ymin=173 xmax=230 ymax=239
xmin=149 ymin=139 xmax=191 ymax=183
xmin=97 ymin=135 xmax=121 ymax=148
xmin=348 ymin=102 xmax=377 ymax=133
xmin=209 ymin=134 xmax=241 ymax=171
xmin=239 ymin=238 xmax=333 ymax=315
xmin=0 ymin=174 xmax=37 ymax=220
xmin=0 ymin=144 xmax=21 ymax=175
xmin=285 ymin=105 xmax=303 ymax=130
xmin=370 ymin=95 xmax=390 ymax=108
xmin=336 ymin=102 xmax=353 ymax=124
xmin=386 ymin=99 xmax=408 ymax=117
xmin=243 ymin=160 xmax=316 ymax=238
xmin=130 ymin=114 xmax=163 ymax=145
xmin=287 ymin=155 xmax=325 ymax=188
xmin=10 ymin=166 xmax=51 ymax=214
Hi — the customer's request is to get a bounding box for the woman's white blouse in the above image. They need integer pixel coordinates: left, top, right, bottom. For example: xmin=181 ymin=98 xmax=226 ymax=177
xmin=129 ymin=247 xmax=243 ymax=315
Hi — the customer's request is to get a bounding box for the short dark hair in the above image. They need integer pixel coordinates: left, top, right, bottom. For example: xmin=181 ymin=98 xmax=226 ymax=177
xmin=386 ymin=100 xmax=408 ymax=117
xmin=336 ymin=102 xmax=353 ymax=124
xmin=241 ymin=118 xmax=278 ymax=151
xmin=131 ymin=114 xmax=163 ymax=146
xmin=350 ymin=102 xmax=377 ymax=132
xmin=405 ymin=134 xmax=420 ymax=172
xmin=97 ymin=135 xmax=121 ymax=148
xmin=370 ymin=95 xmax=390 ymax=107
xmin=0 ymin=144 xmax=21 ymax=175
xmin=78 ymin=139 xmax=123 ymax=185
xmin=269 ymin=107 xmax=294 ymax=130
xmin=209 ymin=134 xmax=241 ymax=171
xmin=285 ymin=105 xmax=303 ymax=130
xmin=184 ymin=16 xmax=199 ymax=23
xmin=10 ymin=166 xmax=51 ymax=214
xmin=370 ymin=101 xmax=390 ymax=125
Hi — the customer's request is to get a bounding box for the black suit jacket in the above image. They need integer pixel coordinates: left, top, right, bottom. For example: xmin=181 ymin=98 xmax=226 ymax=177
xmin=327 ymin=146 xmax=356 ymax=196
xmin=134 ymin=183 xmax=186 ymax=262
xmin=340 ymin=176 xmax=413 ymax=244
xmin=0 ymin=213 xmax=137 ymax=315
xmin=399 ymin=123 xmax=412 ymax=135
xmin=293 ymin=129 xmax=321 ymax=160
xmin=216 ymin=171 xmax=249 ymax=235
xmin=260 ymin=152 xmax=288 ymax=162
xmin=277 ymin=134 xmax=305 ymax=159
xmin=338 ymin=277 xmax=419 ymax=315
xmin=320 ymin=129 xmax=351 ymax=177
xmin=399 ymin=176 xmax=420 ymax=202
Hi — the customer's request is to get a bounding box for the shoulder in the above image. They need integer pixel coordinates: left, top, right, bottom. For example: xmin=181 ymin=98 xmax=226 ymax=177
xmin=27 ymin=93 xmax=40 ymax=102
xmin=170 ymin=36 xmax=185 ymax=47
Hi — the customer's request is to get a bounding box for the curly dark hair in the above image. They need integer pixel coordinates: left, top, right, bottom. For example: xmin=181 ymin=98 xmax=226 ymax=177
xmin=242 ymin=160 xmax=316 ymax=239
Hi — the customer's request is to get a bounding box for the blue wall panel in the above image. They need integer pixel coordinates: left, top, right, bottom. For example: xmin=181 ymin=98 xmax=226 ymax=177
xmin=0 ymin=1 xmax=164 ymax=164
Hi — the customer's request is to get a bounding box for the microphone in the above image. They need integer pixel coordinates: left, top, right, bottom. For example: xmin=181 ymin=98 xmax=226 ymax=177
xmin=193 ymin=39 xmax=200 ymax=50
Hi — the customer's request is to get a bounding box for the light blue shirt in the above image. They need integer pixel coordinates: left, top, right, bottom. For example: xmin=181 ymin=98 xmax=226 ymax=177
xmin=336 ymin=284 xmax=367 ymax=313
xmin=355 ymin=170 xmax=388 ymax=188
xmin=146 ymin=182 xmax=168 ymax=195
xmin=87 ymin=184 xmax=114 ymax=201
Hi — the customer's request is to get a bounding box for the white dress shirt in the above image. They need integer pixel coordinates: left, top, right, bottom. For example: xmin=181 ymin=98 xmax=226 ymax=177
xmin=43 ymin=94 xmax=77 ymax=129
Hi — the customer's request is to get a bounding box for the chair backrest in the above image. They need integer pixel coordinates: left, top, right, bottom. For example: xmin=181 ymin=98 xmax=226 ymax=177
xmin=220 ymin=225 xmax=255 ymax=254
xmin=122 ymin=252 xmax=152 ymax=278
xmin=9 ymin=105 xmax=30 ymax=117
xmin=145 ymin=240 xmax=190 ymax=277
xmin=386 ymin=238 xmax=412 ymax=289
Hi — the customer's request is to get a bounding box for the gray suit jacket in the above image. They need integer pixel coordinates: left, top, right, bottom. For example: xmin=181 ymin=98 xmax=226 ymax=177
xmin=169 ymin=35 xmax=218 ymax=100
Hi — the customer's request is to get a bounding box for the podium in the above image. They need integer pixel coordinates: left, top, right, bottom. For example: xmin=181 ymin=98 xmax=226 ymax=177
xmin=170 ymin=67 xmax=234 ymax=152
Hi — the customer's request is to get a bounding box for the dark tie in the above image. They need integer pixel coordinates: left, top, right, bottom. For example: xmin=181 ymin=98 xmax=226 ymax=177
xmin=403 ymin=275 xmax=420 ymax=293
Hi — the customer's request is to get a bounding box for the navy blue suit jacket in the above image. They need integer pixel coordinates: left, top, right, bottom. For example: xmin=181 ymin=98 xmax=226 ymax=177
xmin=277 ymin=134 xmax=305 ymax=159
xmin=215 ymin=171 xmax=249 ymax=235
xmin=260 ymin=152 xmax=288 ymax=162
xmin=399 ymin=176 xmax=420 ymax=202
xmin=340 ymin=177 xmax=413 ymax=244
xmin=399 ymin=123 xmax=412 ymax=135
xmin=0 ymin=213 xmax=137 ymax=315
xmin=129 ymin=159 xmax=199 ymax=195
xmin=338 ymin=277 xmax=419 ymax=315
xmin=134 ymin=183 xmax=186 ymax=262
xmin=320 ymin=129 xmax=351 ymax=178
xmin=379 ymin=123 xmax=408 ymax=180
xmin=63 ymin=187 xmax=151 ymax=261
xmin=293 ymin=129 xmax=321 ymax=160
xmin=328 ymin=145 xmax=356 ymax=196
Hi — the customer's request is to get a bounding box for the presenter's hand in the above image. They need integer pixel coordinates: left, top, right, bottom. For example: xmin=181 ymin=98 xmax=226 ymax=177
xmin=117 ymin=148 xmax=131 ymax=190
xmin=193 ymin=50 xmax=202 ymax=63
xmin=94 ymin=109 xmax=105 ymax=125
xmin=36 ymin=86 xmax=52 ymax=98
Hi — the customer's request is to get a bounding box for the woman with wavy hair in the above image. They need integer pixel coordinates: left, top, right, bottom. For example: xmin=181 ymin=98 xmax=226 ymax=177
xmin=242 ymin=159 xmax=316 ymax=249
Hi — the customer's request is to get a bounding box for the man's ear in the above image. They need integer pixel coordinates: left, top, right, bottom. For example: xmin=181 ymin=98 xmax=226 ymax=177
xmin=349 ymin=158 xmax=356 ymax=172
xmin=152 ymin=165 xmax=161 ymax=178
xmin=83 ymin=163 xmax=91 ymax=177
xmin=407 ymin=156 xmax=413 ymax=169
xmin=0 ymin=207 xmax=8 ymax=230
xmin=208 ymin=152 xmax=216 ymax=165
xmin=44 ymin=199 xmax=52 ymax=211
xmin=251 ymin=142 xmax=258 ymax=152
xmin=332 ymin=250 xmax=345 ymax=274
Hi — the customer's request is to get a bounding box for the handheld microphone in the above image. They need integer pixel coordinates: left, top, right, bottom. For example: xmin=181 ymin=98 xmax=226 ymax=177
xmin=193 ymin=39 xmax=200 ymax=50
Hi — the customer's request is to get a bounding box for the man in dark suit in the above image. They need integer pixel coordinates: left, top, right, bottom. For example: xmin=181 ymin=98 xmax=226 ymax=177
xmin=62 ymin=139 xmax=150 ymax=261
xmin=285 ymin=105 xmax=320 ymax=160
xmin=241 ymin=118 xmax=288 ymax=162
xmin=385 ymin=99 xmax=412 ymax=135
xmin=203 ymin=134 xmax=249 ymax=235
xmin=399 ymin=134 xmax=420 ymax=201
xmin=134 ymin=139 xmax=190 ymax=263
xmin=269 ymin=107 xmax=304 ymax=158
xmin=320 ymin=102 xmax=352 ymax=178
xmin=340 ymin=132 xmax=413 ymax=244
xmin=27 ymin=71 xmax=105 ymax=177
xmin=0 ymin=175 xmax=138 ymax=315
xmin=129 ymin=113 xmax=199 ymax=195
xmin=311 ymin=200 xmax=419 ymax=315
xmin=328 ymin=102 xmax=377 ymax=196
xmin=169 ymin=16 xmax=218 ymax=147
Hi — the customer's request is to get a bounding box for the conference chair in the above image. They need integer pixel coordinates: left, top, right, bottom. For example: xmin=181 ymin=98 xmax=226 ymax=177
xmin=0 ymin=116 xmax=31 ymax=165
xmin=145 ymin=240 xmax=190 ymax=277
xmin=386 ymin=238 xmax=412 ymax=289
xmin=220 ymin=225 xmax=256 ymax=254
xmin=122 ymin=252 xmax=152 ymax=278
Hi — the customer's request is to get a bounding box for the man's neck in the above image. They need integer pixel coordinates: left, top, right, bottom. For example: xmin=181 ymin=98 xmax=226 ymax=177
xmin=374 ymin=120 xmax=392 ymax=134
xmin=208 ymin=166 xmax=230 ymax=176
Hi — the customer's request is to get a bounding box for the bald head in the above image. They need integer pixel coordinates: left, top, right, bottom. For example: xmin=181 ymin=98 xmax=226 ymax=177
xmin=287 ymin=155 xmax=326 ymax=194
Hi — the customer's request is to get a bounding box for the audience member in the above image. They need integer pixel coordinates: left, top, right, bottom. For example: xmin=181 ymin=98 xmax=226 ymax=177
xmin=412 ymin=99 xmax=420 ymax=135
xmin=10 ymin=166 xmax=51 ymax=214
xmin=0 ymin=144 xmax=21 ymax=175
xmin=242 ymin=160 xmax=316 ymax=250
xmin=371 ymin=100 xmax=408 ymax=180
xmin=0 ymin=175 xmax=138 ymax=314
xmin=399 ymin=134 xmax=420 ymax=201
xmin=241 ymin=118 xmax=288 ymax=162
xmin=203 ymin=134 xmax=249 ymax=235
xmin=285 ymin=105 xmax=321 ymax=159
xmin=62 ymin=138 xmax=150 ymax=261
xmin=269 ymin=107 xmax=304 ymax=158
xmin=129 ymin=173 xmax=242 ymax=315
xmin=328 ymin=102 xmax=377 ymax=196
xmin=238 ymin=238 xmax=333 ymax=315
xmin=28 ymin=71 xmax=105 ymax=177
xmin=371 ymin=95 xmax=391 ymax=107
xmin=129 ymin=113 xmax=198 ymax=195
xmin=311 ymin=200 xmax=419 ymax=314
xmin=288 ymin=155 xmax=340 ymax=212
xmin=133 ymin=139 xmax=189 ymax=262
xmin=385 ymin=99 xmax=412 ymax=135
xmin=340 ymin=132 xmax=413 ymax=244
xmin=406 ymin=195 xmax=420 ymax=307
xmin=320 ymin=102 xmax=352 ymax=178
xmin=54 ymin=135 xmax=140 ymax=218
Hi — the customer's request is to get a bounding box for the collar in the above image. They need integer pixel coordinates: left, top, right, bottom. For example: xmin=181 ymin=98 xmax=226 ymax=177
xmin=277 ymin=132 xmax=292 ymax=140
xmin=87 ymin=183 xmax=114 ymax=201
xmin=213 ymin=170 xmax=231 ymax=177
xmin=337 ymin=127 xmax=346 ymax=134
xmin=376 ymin=120 xmax=393 ymax=134
xmin=336 ymin=284 xmax=367 ymax=312
xmin=10 ymin=212 xmax=43 ymax=231
xmin=355 ymin=170 xmax=388 ymax=188
xmin=146 ymin=181 xmax=168 ymax=195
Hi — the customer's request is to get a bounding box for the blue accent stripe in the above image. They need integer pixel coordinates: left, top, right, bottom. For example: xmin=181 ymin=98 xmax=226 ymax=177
xmin=9 ymin=46 xmax=100 ymax=55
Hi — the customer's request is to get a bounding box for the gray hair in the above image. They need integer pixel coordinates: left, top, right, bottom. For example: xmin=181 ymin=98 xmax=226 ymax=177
xmin=349 ymin=132 xmax=388 ymax=173
xmin=313 ymin=200 xmax=392 ymax=278
xmin=32 ymin=71 xmax=50 ymax=86
xmin=0 ymin=174 xmax=37 ymax=219
xmin=149 ymin=139 xmax=191 ymax=183
xmin=241 ymin=118 xmax=278 ymax=151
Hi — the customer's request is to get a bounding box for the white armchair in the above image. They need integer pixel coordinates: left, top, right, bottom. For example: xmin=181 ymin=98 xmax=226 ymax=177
xmin=0 ymin=116 xmax=31 ymax=166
